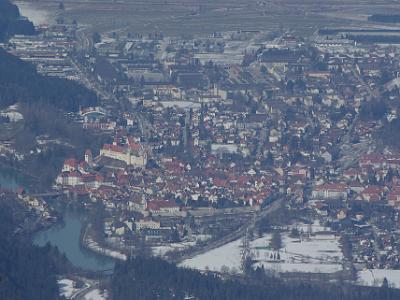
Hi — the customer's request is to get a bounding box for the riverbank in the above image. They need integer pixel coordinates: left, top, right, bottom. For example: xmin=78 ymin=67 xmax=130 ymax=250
xmin=81 ymin=223 xmax=127 ymax=262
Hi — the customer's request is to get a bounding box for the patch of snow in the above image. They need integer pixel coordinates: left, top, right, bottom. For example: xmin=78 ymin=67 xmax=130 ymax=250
xmin=86 ymin=238 xmax=127 ymax=261
xmin=357 ymin=269 xmax=400 ymax=289
xmin=84 ymin=289 xmax=108 ymax=300
xmin=160 ymin=101 xmax=201 ymax=110
xmin=180 ymin=239 xmax=243 ymax=272
xmin=58 ymin=278 xmax=77 ymax=299
xmin=0 ymin=111 xmax=23 ymax=122
xmin=153 ymin=241 xmax=197 ymax=257
xmin=211 ymin=144 xmax=238 ymax=154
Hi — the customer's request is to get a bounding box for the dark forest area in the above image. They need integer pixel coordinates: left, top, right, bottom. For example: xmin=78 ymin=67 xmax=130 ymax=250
xmin=111 ymin=257 xmax=400 ymax=300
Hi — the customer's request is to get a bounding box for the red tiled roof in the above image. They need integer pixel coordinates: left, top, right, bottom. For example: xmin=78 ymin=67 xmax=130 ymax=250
xmin=103 ymin=144 xmax=125 ymax=153
xmin=64 ymin=158 xmax=78 ymax=167
xmin=148 ymin=200 xmax=178 ymax=211
xmin=314 ymin=183 xmax=348 ymax=192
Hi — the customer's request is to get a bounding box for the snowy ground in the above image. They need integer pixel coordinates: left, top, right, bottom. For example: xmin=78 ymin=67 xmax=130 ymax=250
xmin=357 ymin=269 xmax=400 ymax=289
xmin=0 ymin=105 xmax=24 ymax=122
xmin=153 ymin=241 xmax=196 ymax=257
xmin=58 ymin=278 xmax=91 ymax=299
xmin=152 ymin=235 xmax=212 ymax=257
xmin=84 ymin=289 xmax=108 ymax=300
xmin=58 ymin=279 xmax=78 ymax=299
xmin=86 ymin=238 xmax=127 ymax=261
xmin=180 ymin=239 xmax=243 ymax=273
xmin=0 ymin=111 xmax=23 ymax=122
xmin=181 ymin=222 xmax=343 ymax=274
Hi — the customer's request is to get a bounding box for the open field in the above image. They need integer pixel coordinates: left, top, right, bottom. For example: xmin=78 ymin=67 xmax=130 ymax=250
xmin=180 ymin=222 xmax=344 ymax=275
xmin=14 ymin=0 xmax=400 ymax=37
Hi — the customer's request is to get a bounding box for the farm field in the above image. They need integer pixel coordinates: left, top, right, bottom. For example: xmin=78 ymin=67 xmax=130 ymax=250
xmin=15 ymin=0 xmax=400 ymax=37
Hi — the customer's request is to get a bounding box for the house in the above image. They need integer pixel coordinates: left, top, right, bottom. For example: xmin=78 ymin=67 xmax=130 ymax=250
xmin=135 ymin=217 xmax=161 ymax=230
xmin=312 ymin=183 xmax=349 ymax=200
xmin=113 ymin=222 xmax=126 ymax=236
xmin=62 ymin=158 xmax=78 ymax=172
xmin=356 ymin=185 xmax=385 ymax=202
xmin=56 ymin=171 xmax=82 ymax=186
xmin=349 ymin=182 xmax=364 ymax=193
xmin=359 ymin=154 xmax=386 ymax=169
xmin=343 ymin=169 xmax=360 ymax=181
xmin=388 ymin=190 xmax=400 ymax=209
xmin=147 ymin=200 xmax=180 ymax=215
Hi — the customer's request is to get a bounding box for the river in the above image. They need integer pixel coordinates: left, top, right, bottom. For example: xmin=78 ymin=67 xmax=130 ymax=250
xmin=34 ymin=210 xmax=115 ymax=271
xmin=0 ymin=165 xmax=29 ymax=192
xmin=0 ymin=166 xmax=115 ymax=271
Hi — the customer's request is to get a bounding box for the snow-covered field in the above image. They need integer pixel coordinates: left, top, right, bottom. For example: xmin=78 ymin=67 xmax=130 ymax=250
xmin=180 ymin=239 xmax=243 ymax=272
xmin=181 ymin=222 xmax=343 ymax=274
xmin=357 ymin=269 xmax=400 ymax=289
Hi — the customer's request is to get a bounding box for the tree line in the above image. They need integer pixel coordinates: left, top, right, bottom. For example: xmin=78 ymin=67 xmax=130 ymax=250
xmin=368 ymin=14 xmax=400 ymax=23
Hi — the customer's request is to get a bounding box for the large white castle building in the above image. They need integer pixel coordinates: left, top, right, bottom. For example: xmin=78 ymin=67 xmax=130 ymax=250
xmin=100 ymin=137 xmax=147 ymax=168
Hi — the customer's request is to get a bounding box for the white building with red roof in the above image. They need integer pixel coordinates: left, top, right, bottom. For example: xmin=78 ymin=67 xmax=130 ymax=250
xmin=62 ymin=158 xmax=78 ymax=172
xmin=312 ymin=183 xmax=349 ymax=200
xmin=147 ymin=200 xmax=180 ymax=216
xmin=56 ymin=171 xmax=83 ymax=186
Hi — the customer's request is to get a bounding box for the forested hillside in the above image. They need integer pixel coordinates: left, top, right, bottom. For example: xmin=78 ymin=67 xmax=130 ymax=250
xmin=111 ymin=257 xmax=400 ymax=300
xmin=0 ymin=48 xmax=98 ymax=111
xmin=0 ymin=0 xmax=34 ymax=41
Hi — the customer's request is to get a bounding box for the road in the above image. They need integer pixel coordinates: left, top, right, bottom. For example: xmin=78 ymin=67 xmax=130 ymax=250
xmin=70 ymin=57 xmax=116 ymax=101
xmin=69 ymin=277 xmax=99 ymax=300
xmin=337 ymin=65 xmax=378 ymax=171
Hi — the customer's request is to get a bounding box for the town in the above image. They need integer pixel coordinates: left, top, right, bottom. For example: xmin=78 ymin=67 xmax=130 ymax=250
xmin=3 ymin=5 xmax=400 ymax=297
